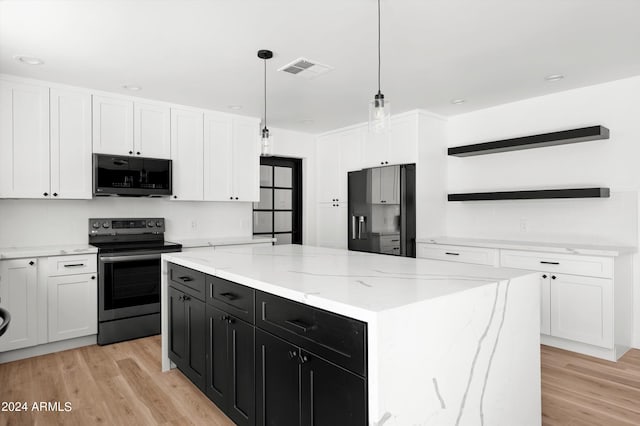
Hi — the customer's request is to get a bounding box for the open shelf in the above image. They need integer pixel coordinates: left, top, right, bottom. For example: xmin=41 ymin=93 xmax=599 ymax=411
xmin=448 ymin=125 xmax=609 ymax=157
xmin=448 ymin=187 xmax=610 ymax=201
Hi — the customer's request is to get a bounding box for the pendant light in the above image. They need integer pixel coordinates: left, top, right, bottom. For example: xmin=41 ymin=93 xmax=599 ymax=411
xmin=368 ymin=0 xmax=390 ymax=134
xmin=258 ymin=49 xmax=274 ymax=157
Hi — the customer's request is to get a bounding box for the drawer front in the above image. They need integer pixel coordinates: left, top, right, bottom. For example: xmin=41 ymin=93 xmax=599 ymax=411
xmin=379 ymin=235 xmax=400 ymax=244
xmin=417 ymin=244 xmax=499 ymax=267
xmin=500 ymin=250 xmax=613 ymax=278
xmin=255 ymin=291 xmax=367 ymax=377
xmin=206 ymin=275 xmax=255 ymax=323
xmin=48 ymin=254 xmax=97 ymax=276
xmin=169 ymin=263 xmax=206 ymax=301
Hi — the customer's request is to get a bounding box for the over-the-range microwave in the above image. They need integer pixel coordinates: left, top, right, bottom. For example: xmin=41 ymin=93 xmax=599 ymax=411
xmin=93 ymin=154 xmax=172 ymax=197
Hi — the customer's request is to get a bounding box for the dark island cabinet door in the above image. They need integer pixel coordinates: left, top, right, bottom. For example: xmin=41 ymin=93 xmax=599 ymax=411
xmin=168 ymin=286 xmax=186 ymax=365
xmin=206 ymin=305 xmax=229 ymax=407
xmin=227 ymin=316 xmax=255 ymax=426
xmin=183 ymin=296 xmax=206 ymax=391
xmin=256 ymin=329 xmax=301 ymax=426
xmin=300 ymin=350 xmax=367 ymax=426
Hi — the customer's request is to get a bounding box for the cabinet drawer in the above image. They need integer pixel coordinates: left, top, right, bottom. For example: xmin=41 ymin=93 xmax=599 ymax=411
xmin=255 ymin=291 xmax=367 ymax=377
xmin=169 ymin=263 xmax=206 ymax=301
xmin=379 ymin=235 xmax=400 ymax=244
xmin=417 ymin=244 xmax=499 ymax=267
xmin=48 ymin=254 xmax=97 ymax=276
xmin=206 ymin=275 xmax=255 ymax=323
xmin=500 ymin=250 xmax=613 ymax=278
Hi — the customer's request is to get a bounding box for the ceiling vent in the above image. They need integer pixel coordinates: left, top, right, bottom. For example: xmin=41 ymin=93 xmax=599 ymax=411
xmin=278 ymin=57 xmax=333 ymax=79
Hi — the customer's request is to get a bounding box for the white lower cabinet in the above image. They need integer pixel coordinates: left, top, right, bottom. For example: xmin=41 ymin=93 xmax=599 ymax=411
xmin=539 ymin=273 xmax=551 ymax=336
xmin=47 ymin=273 xmax=97 ymax=342
xmin=316 ymin=203 xmax=347 ymax=249
xmin=0 ymin=254 xmax=98 ymax=354
xmin=0 ymin=259 xmax=39 ymax=352
xmin=549 ymin=273 xmax=613 ymax=348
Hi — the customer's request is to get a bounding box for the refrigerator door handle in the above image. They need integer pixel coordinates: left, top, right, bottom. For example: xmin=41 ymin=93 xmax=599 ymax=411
xmin=358 ymin=216 xmax=366 ymax=239
xmin=351 ymin=216 xmax=357 ymax=240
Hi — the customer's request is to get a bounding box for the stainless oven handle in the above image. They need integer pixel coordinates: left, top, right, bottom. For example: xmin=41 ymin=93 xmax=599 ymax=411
xmin=99 ymin=253 xmax=162 ymax=262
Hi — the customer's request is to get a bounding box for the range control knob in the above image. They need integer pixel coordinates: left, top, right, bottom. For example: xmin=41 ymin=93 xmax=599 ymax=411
xmin=102 ymin=222 xmax=110 ymax=228
xmin=92 ymin=222 xmax=100 ymax=229
xmin=147 ymin=221 xmax=154 ymax=227
xmin=156 ymin=221 xmax=163 ymax=227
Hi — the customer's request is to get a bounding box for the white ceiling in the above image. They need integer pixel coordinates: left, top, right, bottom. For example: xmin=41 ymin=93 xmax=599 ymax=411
xmin=2 ymin=0 xmax=640 ymax=133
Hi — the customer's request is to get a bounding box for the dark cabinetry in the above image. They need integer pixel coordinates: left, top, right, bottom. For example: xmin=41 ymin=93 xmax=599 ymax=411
xmin=168 ymin=285 xmax=206 ymax=390
xmin=167 ymin=263 xmax=368 ymax=425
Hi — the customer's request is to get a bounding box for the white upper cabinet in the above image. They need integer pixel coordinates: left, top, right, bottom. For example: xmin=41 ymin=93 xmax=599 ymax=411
xmin=92 ymin=95 xmax=134 ymax=156
xmin=94 ymin=95 xmax=170 ymax=158
xmin=361 ymin=113 xmax=418 ymax=168
xmin=134 ymin=101 xmax=171 ymax=159
xmin=171 ymin=108 xmax=204 ymax=201
xmin=316 ymin=128 xmax=362 ymax=204
xmin=203 ymin=113 xmax=259 ymax=202
xmin=0 ymin=80 xmax=50 ymax=198
xmin=50 ymin=88 xmax=92 ymax=199
xmin=231 ymin=117 xmax=260 ymax=202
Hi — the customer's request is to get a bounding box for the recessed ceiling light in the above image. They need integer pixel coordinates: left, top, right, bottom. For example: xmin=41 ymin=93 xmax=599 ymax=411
xmin=545 ymin=74 xmax=564 ymax=82
xmin=122 ymin=85 xmax=142 ymax=91
xmin=451 ymin=99 xmax=466 ymax=105
xmin=228 ymin=105 xmax=243 ymax=110
xmin=13 ymin=55 xmax=44 ymax=65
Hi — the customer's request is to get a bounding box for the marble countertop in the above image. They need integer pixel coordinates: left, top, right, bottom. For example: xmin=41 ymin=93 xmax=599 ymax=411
xmin=416 ymin=236 xmax=636 ymax=257
xmin=0 ymin=244 xmax=98 ymax=260
xmin=168 ymin=236 xmax=276 ymax=249
xmin=163 ymin=244 xmax=531 ymax=322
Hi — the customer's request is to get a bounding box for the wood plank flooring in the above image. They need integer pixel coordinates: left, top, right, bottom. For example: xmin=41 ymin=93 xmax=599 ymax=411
xmin=1 ymin=337 xmax=639 ymax=425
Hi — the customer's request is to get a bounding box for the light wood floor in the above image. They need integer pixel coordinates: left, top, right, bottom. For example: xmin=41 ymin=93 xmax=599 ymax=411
xmin=1 ymin=337 xmax=639 ymax=425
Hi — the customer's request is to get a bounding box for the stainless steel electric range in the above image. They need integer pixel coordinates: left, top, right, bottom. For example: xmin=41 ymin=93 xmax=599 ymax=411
xmin=89 ymin=218 xmax=182 ymax=345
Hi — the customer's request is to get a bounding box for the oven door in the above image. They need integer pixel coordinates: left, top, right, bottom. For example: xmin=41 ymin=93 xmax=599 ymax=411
xmin=98 ymin=253 xmax=162 ymax=321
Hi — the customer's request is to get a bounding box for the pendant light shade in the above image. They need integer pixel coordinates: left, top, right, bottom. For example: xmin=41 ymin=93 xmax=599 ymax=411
xmin=368 ymin=0 xmax=390 ymax=134
xmin=258 ymin=49 xmax=274 ymax=157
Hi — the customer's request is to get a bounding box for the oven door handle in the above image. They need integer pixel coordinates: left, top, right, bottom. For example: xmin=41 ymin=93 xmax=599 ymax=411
xmin=99 ymin=253 xmax=162 ymax=263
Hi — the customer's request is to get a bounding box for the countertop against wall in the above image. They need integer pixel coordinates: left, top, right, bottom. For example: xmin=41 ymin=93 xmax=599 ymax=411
xmin=169 ymin=236 xmax=276 ymax=248
xmin=417 ymin=236 xmax=636 ymax=257
xmin=0 ymin=245 xmax=98 ymax=260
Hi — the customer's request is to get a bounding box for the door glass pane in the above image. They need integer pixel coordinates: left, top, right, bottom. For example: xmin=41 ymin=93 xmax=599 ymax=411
xmin=274 ymin=189 xmax=292 ymax=210
xmin=275 ymin=233 xmax=292 ymax=245
xmin=274 ymin=211 xmax=292 ymax=232
xmin=254 ymin=188 xmax=273 ymax=210
xmin=274 ymin=166 xmax=292 ymax=188
xmin=253 ymin=211 xmax=273 ymax=233
xmin=260 ymin=165 xmax=273 ymax=186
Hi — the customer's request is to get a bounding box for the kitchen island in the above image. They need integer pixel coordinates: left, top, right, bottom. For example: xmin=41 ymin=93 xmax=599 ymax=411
xmin=161 ymin=244 xmax=540 ymax=426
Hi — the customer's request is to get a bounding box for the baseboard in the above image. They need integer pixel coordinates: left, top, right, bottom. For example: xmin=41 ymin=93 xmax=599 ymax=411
xmin=541 ymin=334 xmax=626 ymax=361
xmin=0 ymin=335 xmax=97 ymax=364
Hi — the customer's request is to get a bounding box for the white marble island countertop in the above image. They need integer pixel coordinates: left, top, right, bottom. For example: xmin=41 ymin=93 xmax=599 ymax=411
xmin=161 ymin=244 xmax=541 ymax=425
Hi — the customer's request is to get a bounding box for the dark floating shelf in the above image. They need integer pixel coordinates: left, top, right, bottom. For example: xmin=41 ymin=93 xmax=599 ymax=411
xmin=448 ymin=125 xmax=609 ymax=157
xmin=448 ymin=188 xmax=610 ymax=201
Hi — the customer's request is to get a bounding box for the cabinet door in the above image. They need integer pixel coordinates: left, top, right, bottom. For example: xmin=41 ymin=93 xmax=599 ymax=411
xmin=47 ymin=273 xmax=97 ymax=342
xmin=540 ymin=274 xmax=551 ymax=335
xmin=50 ymin=88 xmax=92 ymax=199
xmin=226 ymin=316 xmax=255 ymax=426
xmin=0 ymin=80 xmax=50 ymax=198
xmin=316 ymin=134 xmax=341 ymax=203
xmin=387 ymin=114 xmax=417 ymax=166
xmin=0 ymin=259 xmax=38 ymax=351
xmin=550 ymin=274 xmax=613 ymax=348
xmin=92 ymin=95 xmax=134 ymax=155
xmin=170 ymin=108 xmax=204 ymax=201
xmin=316 ymin=203 xmax=347 ymax=249
xmin=379 ymin=166 xmax=397 ymax=204
xmin=370 ymin=168 xmax=382 ymax=204
xmin=255 ymin=329 xmax=300 ymax=426
xmin=184 ymin=296 xmax=206 ymax=390
xmin=203 ymin=113 xmax=233 ymax=201
xmin=168 ymin=286 xmax=186 ymax=364
xmin=361 ymin=131 xmax=389 ymax=168
xmin=134 ymin=102 xmax=171 ymax=159
xmin=205 ymin=305 xmax=229 ymax=408
xmin=231 ymin=118 xmax=260 ymax=202
xmin=300 ymin=351 xmax=367 ymax=426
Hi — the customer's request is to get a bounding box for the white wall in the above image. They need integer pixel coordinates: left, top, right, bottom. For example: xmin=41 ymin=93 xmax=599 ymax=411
xmin=270 ymin=127 xmax=317 ymax=245
xmin=0 ymin=198 xmax=251 ymax=246
xmin=443 ymin=75 xmax=640 ymax=347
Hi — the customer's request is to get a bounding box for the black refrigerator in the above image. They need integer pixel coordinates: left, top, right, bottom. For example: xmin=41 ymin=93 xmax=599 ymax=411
xmin=348 ymin=164 xmax=416 ymax=257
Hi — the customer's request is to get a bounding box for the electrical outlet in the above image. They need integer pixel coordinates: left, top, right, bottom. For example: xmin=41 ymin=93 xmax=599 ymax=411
xmin=519 ymin=219 xmax=528 ymax=232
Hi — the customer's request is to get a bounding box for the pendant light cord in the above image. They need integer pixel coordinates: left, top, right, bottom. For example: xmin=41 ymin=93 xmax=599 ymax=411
xmin=377 ymin=0 xmax=381 ymax=94
xmin=263 ymin=58 xmax=267 ymax=129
